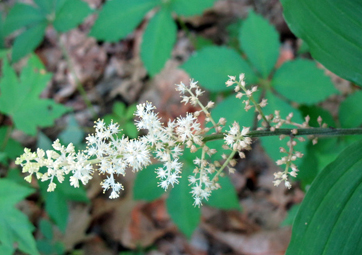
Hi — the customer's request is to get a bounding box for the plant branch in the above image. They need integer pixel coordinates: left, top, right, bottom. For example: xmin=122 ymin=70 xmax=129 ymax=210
xmin=203 ymin=127 xmax=362 ymax=143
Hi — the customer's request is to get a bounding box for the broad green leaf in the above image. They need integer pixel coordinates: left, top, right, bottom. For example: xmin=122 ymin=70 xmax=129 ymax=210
xmin=181 ymin=46 xmax=257 ymax=92
xmin=281 ymin=204 xmax=300 ymax=227
xmin=12 ymin=21 xmax=47 ymax=62
xmin=297 ymin=142 xmax=319 ymax=190
xmin=260 ymin=91 xmax=306 ymax=164
xmin=4 ymin=3 xmax=45 ymax=36
xmin=37 ymin=132 xmax=89 ymax=232
xmin=113 ymin=102 xmax=126 ymax=117
xmin=124 ymin=122 xmax=138 ymax=138
xmin=339 ymin=90 xmax=362 ymax=128
xmin=170 ymin=0 xmax=216 ymax=17
xmin=208 ymin=95 xmax=255 ymax=159
xmin=125 ymin=104 xmax=137 ymax=120
xmin=141 ymin=8 xmax=176 ymax=76
xmin=281 ymin=0 xmax=362 ymax=87
xmin=89 ymin=0 xmax=160 ymax=42
xmin=287 ymin=139 xmax=362 ymax=254
xmin=59 ymin=115 xmax=84 ymax=145
xmin=166 ymin=169 xmax=201 ymax=238
xmin=272 ymin=59 xmax=337 ymax=104
xmin=0 ymin=179 xmax=38 ymax=255
xmin=0 ymin=55 xmax=70 ymax=135
xmin=133 ymin=164 xmax=165 ymax=201
xmin=205 ymin=175 xmax=240 ymax=210
xmin=239 ymin=11 xmax=280 ymax=78
xmin=53 ymin=0 xmax=93 ymax=32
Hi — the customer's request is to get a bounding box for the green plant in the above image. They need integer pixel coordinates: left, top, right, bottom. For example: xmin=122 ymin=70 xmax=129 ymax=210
xmin=3 ymin=0 xmax=92 ymax=62
xmin=89 ymin=0 xmax=217 ymax=76
xmin=103 ymin=102 xmax=139 ymax=138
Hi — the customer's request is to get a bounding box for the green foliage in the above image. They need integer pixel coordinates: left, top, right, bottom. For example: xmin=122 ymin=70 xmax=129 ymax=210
xmin=205 ymin=175 xmax=240 ymax=210
xmin=281 ymin=204 xmax=300 ymax=227
xmin=58 ymin=115 xmax=85 ymax=146
xmin=0 ymin=126 xmax=23 ymax=164
xmin=4 ymin=0 xmax=92 ymax=62
xmin=133 ymin=164 xmax=165 ymax=201
xmin=166 ymin=168 xmax=201 ymax=238
xmin=90 ymin=0 xmax=160 ymax=42
xmin=170 ymin=0 xmax=216 ymax=17
xmin=339 ymin=90 xmax=362 ymax=128
xmin=287 ymin=140 xmax=362 ymax=254
xmin=37 ymin=132 xmax=89 ymax=233
xmin=0 ymin=179 xmax=39 ymax=255
xmin=181 ymin=46 xmax=257 ymax=92
xmin=37 ymin=219 xmax=65 ymax=255
xmin=0 ymin=55 xmax=70 ymax=136
xmin=272 ymin=59 xmax=338 ymax=105
xmin=141 ymin=8 xmax=177 ymax=76
xmin=104 ymin=102 xmax=138 ymax=138
xmin=239 ymin=10 xmax=280 ymax=78
xmin=281 ymin=0 xmax=362 ymax=86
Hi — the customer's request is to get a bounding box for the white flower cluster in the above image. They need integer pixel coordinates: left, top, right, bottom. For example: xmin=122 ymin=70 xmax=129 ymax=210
xmin=15 ymin=73 xmax=321 ymax=205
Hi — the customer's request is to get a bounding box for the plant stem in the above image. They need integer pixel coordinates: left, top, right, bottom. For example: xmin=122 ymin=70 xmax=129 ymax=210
xmin=203 ymin=127 xmax=362 ymax=143
xmin=58 ymin=35 xmax=97 ymax=118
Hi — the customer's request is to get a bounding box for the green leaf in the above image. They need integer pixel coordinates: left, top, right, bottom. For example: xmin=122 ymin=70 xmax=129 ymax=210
xmin=11 ymin=21 xmax=47 ymax=62
xmin=141 ymin=8 xmax=176 ymax=76
xmin=34 ymin=0 xmax=56 ymax=15
xmin=124 ymin=121 xmax=138 ymax=138
xmin=205 ymin=175 xmax=240 ymax=210
xmin=0 ymin=13 xmax=5 ymax=49
xmin=170 ymin=0 xmax=216 ymax=17
xmin=260 ymin=91 xmax=306 ymax=164
xmin=239 ymin=10 xmax=280 ymax=78
xmin=37 ymin=132 xmax=89 ymax=232
xmin=59 ymin=115 xmax=84 ymax=145
xmin=0 ymin=126 xmax=23 ymax=161
xmin=4 ymin=3 xmax=45 ymax=36
xmin=89 ymin=0 xmax=160 ymax=42
xmin=286 ymin=139 xmax=362 ymax=254
xmin=166 ymin=169 xmax=201 ymax=238
xmin=0 ymin=179 xmax=39 ymax=255
xmin=125 ymin=104 xmax=137 ymax=120
xmin=272 ymin=59 xmax=337 ymax=104
xmin=39 ymin=219 xmax=53 ymax=240
xmin=281 ymin=204 xmax=300 ymax=227
xmin=299 ymin=105 xmax=335 ymax=128
xmin=53 ymin=0 xmax=93 ymax=32
xmin=113 ymin=102 xmax=126 ymax=117
xmin=181 ymin=46 xmax=257 ymax=92
xmin=339 ymin=90 xmax=362 ymax=128
xmin=0 ymin=55 xmax=70 ymax=135
xmin=281 ymin=0 xmax=362 ymax=86
xmin=134 ymin=164 xmax=165 ymax=201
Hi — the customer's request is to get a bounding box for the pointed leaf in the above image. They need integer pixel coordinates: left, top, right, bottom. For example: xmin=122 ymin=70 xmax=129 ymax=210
xmin=141 ymin=8 xmax=176 ymax=75
xmin=53 ymin=0 xmax=93 ymax=32
xmin=12 ymin=21 xmax=47 ymax=62
xmin=181 ymin=46 xmax=257 ymax=92
xmin=89 ymin=0 xmax=160 ymax=42
xmin=170 ymin=0 xmax=216 ymax=17
xmin=239 ymin=11 xmax=280 ymax=78
xmin=34 ymin=0 xmax=56 ymax=15
xmin=272 ymin=59 xmax=337 ymax=104
xmin=4 ymin=3 xmax=45 ymax=36
xmin=0 ymin=55 xmax=70 ymax=135
xmin=287 ymin=139 xmax=362 ymax=254
xmin=281 ymin=0 xmax=362 ymax=86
